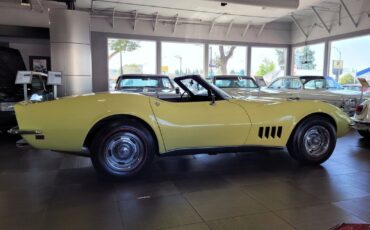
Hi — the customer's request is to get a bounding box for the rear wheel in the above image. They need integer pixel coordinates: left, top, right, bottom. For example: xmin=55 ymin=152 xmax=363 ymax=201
xmin=288 ymin=116 xmax=336 ymax=165
xmin=358 ymin=130 xmax=370 ymax=140
xmin=90 ymin=119 xmax=156 ymax=179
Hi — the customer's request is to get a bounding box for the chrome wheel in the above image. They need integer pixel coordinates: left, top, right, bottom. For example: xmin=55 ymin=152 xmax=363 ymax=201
xmin=303 ymin=125 xmax=330 ymax=158
xmin=103 ymin=132 xmax=144 ymax=172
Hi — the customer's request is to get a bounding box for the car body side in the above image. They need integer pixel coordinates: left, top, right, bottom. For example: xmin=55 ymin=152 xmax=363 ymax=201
xmin=14 ymin=92 xmax=350 ymax=155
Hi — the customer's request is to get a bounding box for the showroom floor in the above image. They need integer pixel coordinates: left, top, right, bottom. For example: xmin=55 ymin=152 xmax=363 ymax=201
xmin=0 ymin=131 xmax=369 ymax=230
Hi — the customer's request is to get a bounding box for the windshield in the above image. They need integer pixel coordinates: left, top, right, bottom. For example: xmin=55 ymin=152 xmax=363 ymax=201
xmin=269 ymin=78 xmax=302 ymax=90
xmin=176 ymin=76 xmax=231 ymax=100
xmin=214 ymin=78 xmax=258 ymax=89
xmin=301 ymin=77 xmax=343 ymax=90
xmin=117 ymin=77 xmax=174 ymax=90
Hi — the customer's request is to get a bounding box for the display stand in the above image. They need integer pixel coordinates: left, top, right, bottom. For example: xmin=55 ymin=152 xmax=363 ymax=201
xmin=15 ymin=71 xmax=33 ymax=101
xmin=47 ymin=71 xmax=63 ymax=99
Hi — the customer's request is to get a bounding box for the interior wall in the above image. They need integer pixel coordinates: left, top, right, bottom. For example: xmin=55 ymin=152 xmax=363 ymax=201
xmin=0 ymin=37 xmax=50 ymax=70
xmin=91 ymin=17 xmax=292 ymax=45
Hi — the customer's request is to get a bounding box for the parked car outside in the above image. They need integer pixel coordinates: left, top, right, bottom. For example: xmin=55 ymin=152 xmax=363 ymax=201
xmin=115 ymin=74 xmax=180 ymax=98
xmin=352 ymin=100 xmax=370 ymax=140
xmin=12 ymin=75 xmax=351 ymax=178
xmin=212 ymin=75 xmax=260 ymax=97
xmin=258 ymin=76 xmax=368 ymax=115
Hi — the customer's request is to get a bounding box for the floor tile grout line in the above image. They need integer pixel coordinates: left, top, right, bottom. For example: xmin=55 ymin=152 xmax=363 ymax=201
xmin=182 ymin=194 xmax=213 ymax=230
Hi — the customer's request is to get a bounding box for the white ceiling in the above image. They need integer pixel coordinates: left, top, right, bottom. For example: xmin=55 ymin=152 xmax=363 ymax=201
xmin=0 ymin=0 xmax=358 ymax=26
xmin=75 ymin=0 xmax=332 ymax=24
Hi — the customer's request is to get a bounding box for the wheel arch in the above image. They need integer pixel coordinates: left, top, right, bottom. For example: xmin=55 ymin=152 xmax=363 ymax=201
xmin=83 ymin=114 xmax=160 ymax=155
xmin=287 ymin=112 xmax=337 ymax=146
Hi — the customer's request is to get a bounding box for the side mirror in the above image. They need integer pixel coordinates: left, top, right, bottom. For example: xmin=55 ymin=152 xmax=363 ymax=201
xmin=210 ymin=93 xmax=216 ymax=106
xmin=175 ymin=87 xmax=180 ymax=94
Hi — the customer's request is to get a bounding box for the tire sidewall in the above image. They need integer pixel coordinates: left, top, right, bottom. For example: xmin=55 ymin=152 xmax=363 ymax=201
xmin=91 ymin=121 xmax=155 ymax=178
xmin=292 ymin=117 xmax=336 ymax=164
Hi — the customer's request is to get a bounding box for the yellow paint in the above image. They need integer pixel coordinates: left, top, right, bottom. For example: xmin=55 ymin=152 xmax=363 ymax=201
xmin=14 ymin=92 xmax=351 ymax=154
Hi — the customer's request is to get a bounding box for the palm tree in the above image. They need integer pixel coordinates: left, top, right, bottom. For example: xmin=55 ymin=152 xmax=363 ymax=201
xmin=108 ymin=39 xmax=140 ymax=74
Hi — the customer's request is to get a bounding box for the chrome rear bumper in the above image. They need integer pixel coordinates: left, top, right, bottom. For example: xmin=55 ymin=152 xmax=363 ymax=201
xmin=7 ymin=126 xmax=42 ymax=135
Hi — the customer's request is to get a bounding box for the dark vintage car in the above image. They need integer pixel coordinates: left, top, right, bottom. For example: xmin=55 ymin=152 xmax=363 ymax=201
xmin=212 ymin=75 xmax=260 ymax=97
xmin=0 ymin=47 xmax=52 ymax=132
xmin=115 ymin=74 xmax=180 ymax=98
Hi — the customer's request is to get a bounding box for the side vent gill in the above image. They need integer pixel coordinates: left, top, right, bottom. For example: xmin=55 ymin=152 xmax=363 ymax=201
xmin=258 ymin=126 xmax=283 ymax=139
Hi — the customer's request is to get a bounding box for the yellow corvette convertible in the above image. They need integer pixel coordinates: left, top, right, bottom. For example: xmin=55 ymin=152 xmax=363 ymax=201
xmin=12 ymin=75 xmax=351 ymax=178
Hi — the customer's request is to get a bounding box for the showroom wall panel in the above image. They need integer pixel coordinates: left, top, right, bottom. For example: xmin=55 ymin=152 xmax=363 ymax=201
xmin=0 ymin=38 xmax=50 ymax=70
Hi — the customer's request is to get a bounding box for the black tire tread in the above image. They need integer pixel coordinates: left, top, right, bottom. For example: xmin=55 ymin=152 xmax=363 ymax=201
xmin=90 ymin=118 xmax=156 ymax=179
xmin=288 ymin=115 xmax=336 ymax=165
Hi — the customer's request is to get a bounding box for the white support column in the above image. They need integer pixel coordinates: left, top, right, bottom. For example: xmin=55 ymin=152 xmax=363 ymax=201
xmin=111 ymin=8 xmax=115 ymax=28
xmin=133 ymin=11 xmax=138 ymax=31
xmin=204 ymin=43 xmax=209 ymax=78
xmin=209 ymin=19 xmax=216 ymax=34
xmin=257 ymin=23 xmax=266 ymax=37
xmin=226 ymin=20 xmax=233 ymax=37
xmin=173 ymin=14 xmax=179 ymax=33
xmin=153 ymin=12 xmax=159 ymax=31
xmin=242 ymin=23 xmax=250 ymax=37
xmin=49 ymin=9 xmax=92 ymax=96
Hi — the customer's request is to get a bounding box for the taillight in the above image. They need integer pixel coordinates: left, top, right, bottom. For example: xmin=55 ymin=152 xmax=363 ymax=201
xmin=355 ymin=105 xmax=364 ymax=115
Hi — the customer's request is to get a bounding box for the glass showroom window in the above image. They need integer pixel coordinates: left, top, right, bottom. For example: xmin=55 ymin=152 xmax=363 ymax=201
xmin=107 ymin=38 xmax=156 ymax=91
xmin=251 ymin=47 xmax=287 ymax=83
xmin=208 ymin=44 xmax=247 ymax=77
xmin=293 ymin=43 xmax=325 ymax=76
xmin=161 ymin=42 xmax=204 ymax=78
xmin=329 ymin=35 xmax=370 ymax=84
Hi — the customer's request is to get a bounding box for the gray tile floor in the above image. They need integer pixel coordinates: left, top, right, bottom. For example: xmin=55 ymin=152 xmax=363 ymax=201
xmin=0 ymin=131 xmax=369 ymax=230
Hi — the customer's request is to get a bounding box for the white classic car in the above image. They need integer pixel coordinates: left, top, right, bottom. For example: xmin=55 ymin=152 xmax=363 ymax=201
xmin=212 ymin=75 xmax=260 ymax=97
xmin=352 ymin=100 xmax=370 ymax=140
xmin=258 ymin=76 xmax=369 ymax=115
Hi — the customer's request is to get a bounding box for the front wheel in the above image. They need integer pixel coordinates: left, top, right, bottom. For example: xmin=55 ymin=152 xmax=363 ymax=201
xmin=90 ymin=120 xmax=156 ymax=179
xmin=288 ymin=116 xmax=336 ymax=165
xmin=358 ymin=130 xmax=370 ymax=140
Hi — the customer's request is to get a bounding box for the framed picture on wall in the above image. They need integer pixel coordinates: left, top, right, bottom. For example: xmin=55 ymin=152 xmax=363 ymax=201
xmin=29 ymin=56 xmax=50 ymax=73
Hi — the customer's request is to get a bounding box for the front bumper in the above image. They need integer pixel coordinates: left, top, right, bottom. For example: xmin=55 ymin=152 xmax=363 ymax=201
xmin=351 ymin=119 xmax=370 ymax=131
